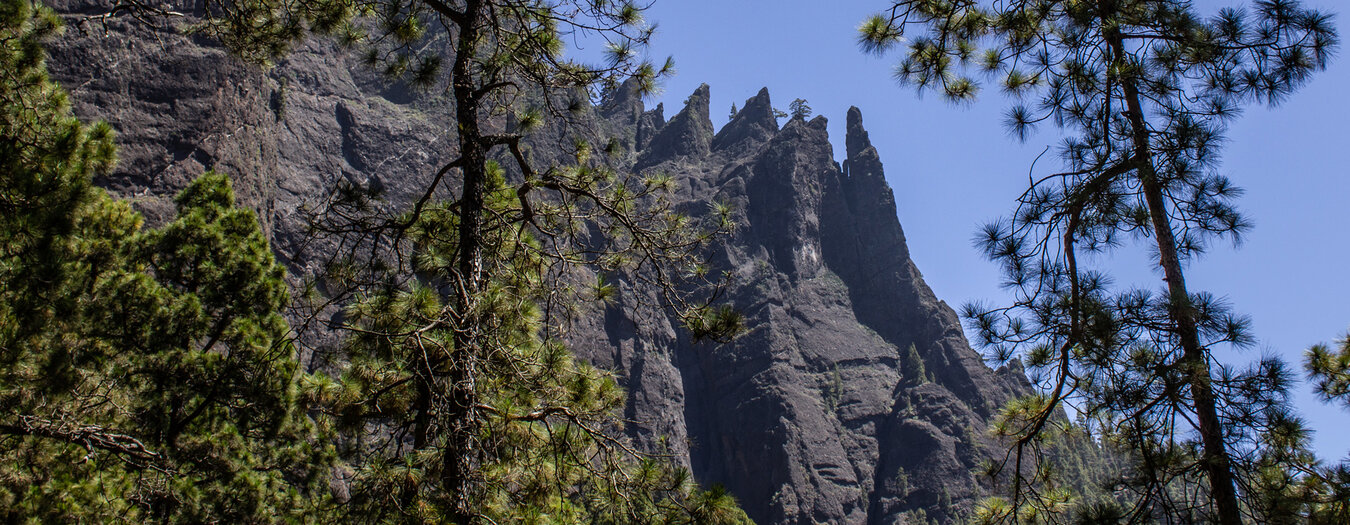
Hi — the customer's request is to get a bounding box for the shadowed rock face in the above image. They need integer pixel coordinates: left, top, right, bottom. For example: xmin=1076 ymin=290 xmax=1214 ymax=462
xmin=46 ymin=5 xmax=1032 ymax=523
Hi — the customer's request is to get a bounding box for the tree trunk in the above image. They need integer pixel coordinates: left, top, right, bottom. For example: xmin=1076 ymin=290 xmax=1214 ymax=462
xmin=445 ymin=1 xmax=486 ymax=522
xmin=1105 ymin=20 xmax=1244 ymax=524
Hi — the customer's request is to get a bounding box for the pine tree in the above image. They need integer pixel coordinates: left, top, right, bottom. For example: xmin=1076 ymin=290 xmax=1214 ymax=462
xmin=194 ymin=0 xmax=747 ymax=522
xmin=860 ymin=0 xmax=1337 ymax=522
xmin=729 ymin=102 xmax=738 ymax=119
xmin=901 ymin=343 xmax=926 ymax=386
xmin=788 ymin=98 xmax=811 ymax=120
xmin=0 ymin=2 xmax=331 ymax=519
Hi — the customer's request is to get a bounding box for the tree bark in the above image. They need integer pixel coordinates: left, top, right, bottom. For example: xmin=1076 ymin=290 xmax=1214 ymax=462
xmin=444 ymin=0 xmax=486 ymax=521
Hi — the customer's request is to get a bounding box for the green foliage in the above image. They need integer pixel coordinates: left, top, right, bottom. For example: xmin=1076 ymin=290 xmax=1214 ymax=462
xmin=0 ymin=5 xmax=331 ymax=519
xmin=0 ymin=173 xmax=333 ymax=521
xmin=978 ymin=405 xmax=1129 ymax=524
xmin=861 ymin=0 xmax=1338 ymax=522
xmin=729 ymin=102 xmax=738 ymax=119
xmin=1283 ymin=331 xmax=1350 ymax=523
xmin=686 ymin=304 xmax=747 ymax=343
xmin=317 ymin=172 xmax=750 ymax=523
xmin=788 ymin=98 xmax=811 ymax=120
xmin=0 ymin=0 xmax=113 ymax=271
xmin=823 ymin=364 xmax=843 ymax=411
xmin=901 ymin=343 xmax=926 ymax=386
xmin=1307 ymin=332 xmax=1350 ymax=407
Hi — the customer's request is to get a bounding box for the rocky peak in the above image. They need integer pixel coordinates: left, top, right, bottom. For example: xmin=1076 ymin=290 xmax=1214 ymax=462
xmin=599 ymin=76 xmax=647 ymax=125
xmin=636 ymin=83 xmax=712 ymax=168
xmin=742 ymin=106 xmax=833 ymax=280
xmin=712 ymin=87 xmax=778 ymax=153
xmin=843 ymin=106 xmax=889 ymax=190
xmin=845 ymin=106 xmax=873 ymax=162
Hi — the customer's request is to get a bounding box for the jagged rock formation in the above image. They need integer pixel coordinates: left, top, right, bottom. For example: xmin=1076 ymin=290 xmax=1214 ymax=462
xmin=46 ymin=4 xmax=1034 ymax=523
xmin=578 ymin=82 xmax=1034 ymax=525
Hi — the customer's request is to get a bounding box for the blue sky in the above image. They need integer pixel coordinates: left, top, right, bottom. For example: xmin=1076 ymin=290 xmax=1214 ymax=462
xmin=620 ymin=0 xmax=1350 ymax=459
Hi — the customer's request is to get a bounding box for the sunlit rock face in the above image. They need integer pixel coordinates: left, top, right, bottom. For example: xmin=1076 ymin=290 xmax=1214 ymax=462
xmin=49 ymin=6 xmax=1032 ymax=522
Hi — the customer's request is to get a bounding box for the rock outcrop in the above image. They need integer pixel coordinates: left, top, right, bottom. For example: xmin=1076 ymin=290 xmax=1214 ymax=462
xmin=576 ymin=88 xmax=1032 ymax=524
xmin=46 ymin=4 xmax=1034 ymax=523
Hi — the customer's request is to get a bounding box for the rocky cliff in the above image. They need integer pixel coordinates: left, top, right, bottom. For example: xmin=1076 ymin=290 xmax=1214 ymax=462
xmin=46 ymin=4 xmax=1033 ymax=523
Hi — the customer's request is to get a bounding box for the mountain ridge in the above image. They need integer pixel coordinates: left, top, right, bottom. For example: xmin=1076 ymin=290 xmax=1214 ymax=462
xmin=45 ymin=6 xmax=1034 ymax=522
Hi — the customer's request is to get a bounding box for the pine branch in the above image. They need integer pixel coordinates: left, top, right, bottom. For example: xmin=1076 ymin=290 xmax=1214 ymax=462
xmin=0 ymin=415 xmax=165 ymax=467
